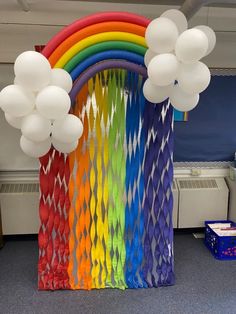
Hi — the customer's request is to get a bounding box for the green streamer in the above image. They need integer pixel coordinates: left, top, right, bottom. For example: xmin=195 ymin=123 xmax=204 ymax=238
xmin=106 ymin=70 xmax=126 ymax=289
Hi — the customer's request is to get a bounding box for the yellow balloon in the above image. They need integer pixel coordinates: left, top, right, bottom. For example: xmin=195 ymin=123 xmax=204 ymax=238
xmin=55 ymin=32 xmax=147 ymax=68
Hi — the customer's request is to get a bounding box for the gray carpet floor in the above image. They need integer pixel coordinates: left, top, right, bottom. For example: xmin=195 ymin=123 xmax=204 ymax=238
xmin=0 ymin=234 xmax=236 ymax=314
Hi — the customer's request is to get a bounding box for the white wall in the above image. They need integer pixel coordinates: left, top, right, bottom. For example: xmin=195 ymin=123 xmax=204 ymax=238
xmin=0 ymin=64 xmax=39 ymax=170
xmin=0 ymin=0 xmax=236 ymax=170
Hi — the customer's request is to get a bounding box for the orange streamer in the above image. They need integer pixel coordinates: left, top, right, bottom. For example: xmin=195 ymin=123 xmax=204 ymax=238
xmin=68 ymin=84 xmax=92 ymax=289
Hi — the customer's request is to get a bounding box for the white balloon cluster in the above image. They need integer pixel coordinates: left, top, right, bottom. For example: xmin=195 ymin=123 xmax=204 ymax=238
xmin=0 ymin=51 xmax=83 ymax=158
xmin=143 ymin=9 xmax=216 ymax=112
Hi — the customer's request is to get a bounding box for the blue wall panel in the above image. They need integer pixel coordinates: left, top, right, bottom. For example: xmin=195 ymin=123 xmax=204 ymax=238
xmin=174 ymin=76 xmax=236 ymax=162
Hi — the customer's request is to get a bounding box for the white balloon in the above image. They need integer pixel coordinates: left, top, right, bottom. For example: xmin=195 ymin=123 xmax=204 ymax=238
xmin=36 ymin=86 xmax=71 ymax=120
xmin=14 ymin=51 xmax=51 ymax=92
xmin=145 ymin=17 xmax=179 ymax=53
xmin=52 ymin=137 xmax=78 ymax=154
xmin=14 ymin=77 xmax=19 ymax=85
xmin=0 ymin=85 xmax=35 ymax=117
xmin=195 ymin=25 xmax=216 ymax=56
xmin=177 ymin=62 xmax=211 ymax=94
xmin=161 ymin=9 xmax=188 ymax=34
xmin=170 ymin=84 xmax=199 ymax=112
xmin=20 ymin=135 xmax=51 ymax=158
xmin=5 ymin=113 xmax=23 ymax=129
xmin=52 ymin=114 xmax=83 ymax=143
xmin=147 ymin=53 xmax=179 ymax=86
xmin=144 ymin=49 xmax=157 ymax=67
xmin=143 ymin=79 xmax=173 ymax=103
xmin=175 ymin=29 xmax=208 ymax=64
xmin=50 ymin=68 xmax=73 ymax=93
xmin=21 ymin=111 xmax=52 ymax=142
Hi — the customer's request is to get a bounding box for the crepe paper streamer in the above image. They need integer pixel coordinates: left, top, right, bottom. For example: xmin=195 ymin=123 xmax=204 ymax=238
xmin=106 ymin=70 xmax=126 ymax=288
xmin=39 ymin=149 xmax=71 ymax=290
xmin=70 ymin=50 xmax=144 ymax=81
xmin=100 ymin=75 xmax=111 ymax=287
xmin=141 ymin=101 xmax=175 ymax=287
xmin=67 ymin=149 xmax=76 ymax=289
xmin=38 ymin=69 xmax=175 ymax=290
xmin=94 ymin=74 xmax=106 ymax=288
xmin=54 ymin=32 xmax=146 ymax=69
xmin=143 ymin=103 xmax=163 ymax=287
xmin=38 ymin=11 xmax=175 ymax=291
xmin=42 ymin=11 xmax=150 ymax=58
xmin=124 ymin=73 xmax=148 ymax=288
xmin=73 ymin=85 xmax=92 ymax=289
xmin=106 ymin=71 xmax=119 ymax=287
xmin=38 ymin=150 xmax=52 ymax=290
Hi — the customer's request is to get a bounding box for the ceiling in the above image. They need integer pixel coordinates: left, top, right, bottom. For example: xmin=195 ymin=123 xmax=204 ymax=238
xmin=0 ymin=0 xmax=236 ymax=68
xmin=16 ymin=0 xmax=236 ymax=8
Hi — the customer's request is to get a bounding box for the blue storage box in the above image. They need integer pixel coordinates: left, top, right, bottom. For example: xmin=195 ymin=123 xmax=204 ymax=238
xmin=205 ymin=220 xmax=236 ymax=260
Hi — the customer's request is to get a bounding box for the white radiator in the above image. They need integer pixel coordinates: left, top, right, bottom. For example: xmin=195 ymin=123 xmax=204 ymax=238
xmin=0 ymin=177 xmax=228 ymax=234
xmin=177 ymin=178 xmax=229 ymax=228
xmin=0 ymin=182 xmax=40 ymax=235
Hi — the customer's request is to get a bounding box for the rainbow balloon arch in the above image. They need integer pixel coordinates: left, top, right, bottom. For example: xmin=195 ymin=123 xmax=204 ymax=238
xmin=38 ymin=11 xmax=174 ymax=290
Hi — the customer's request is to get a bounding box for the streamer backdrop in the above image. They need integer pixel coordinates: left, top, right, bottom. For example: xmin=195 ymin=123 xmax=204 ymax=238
xmin=38 ymin=11 xmax=174 ymax=290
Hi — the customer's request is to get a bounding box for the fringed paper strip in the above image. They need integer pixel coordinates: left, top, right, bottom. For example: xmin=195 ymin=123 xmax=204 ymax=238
xmin=38 ymin=69 xmax=174 ymax=290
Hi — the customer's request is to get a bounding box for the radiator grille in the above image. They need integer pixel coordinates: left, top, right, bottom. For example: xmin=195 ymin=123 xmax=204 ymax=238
xmin=0 ymin=183 xmax=39 ymax=194
xmin=178 ymin=179 xmax=218 ymax=190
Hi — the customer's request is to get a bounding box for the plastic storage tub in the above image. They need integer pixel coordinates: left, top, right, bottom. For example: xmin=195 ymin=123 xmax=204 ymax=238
xmin=205 ymin=220 xmax=236 ymax=260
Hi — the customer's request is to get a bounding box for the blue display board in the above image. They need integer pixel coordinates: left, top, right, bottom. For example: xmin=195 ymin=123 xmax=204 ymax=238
xmin=174 ymin=76 xmax=236 ymax=162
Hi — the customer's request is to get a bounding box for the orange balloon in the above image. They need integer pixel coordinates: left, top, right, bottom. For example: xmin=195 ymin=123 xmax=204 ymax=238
xmin=49 ymin=22 xmax=145 ymax=67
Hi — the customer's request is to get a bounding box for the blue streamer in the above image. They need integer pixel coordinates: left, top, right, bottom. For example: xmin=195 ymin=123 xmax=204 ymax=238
xmin=125 ymin=73 xmax=147 ymax=288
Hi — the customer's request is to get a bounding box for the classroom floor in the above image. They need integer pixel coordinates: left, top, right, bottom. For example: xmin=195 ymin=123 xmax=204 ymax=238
xmin=0 ymin=234 xmax=236 ymax=314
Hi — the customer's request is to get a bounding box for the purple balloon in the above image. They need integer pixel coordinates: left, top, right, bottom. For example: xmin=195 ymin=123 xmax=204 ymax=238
xmin=69 ymin=60 xmax=147 ymax=107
